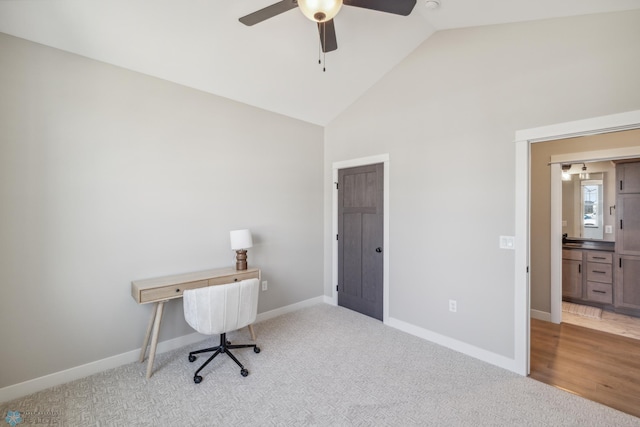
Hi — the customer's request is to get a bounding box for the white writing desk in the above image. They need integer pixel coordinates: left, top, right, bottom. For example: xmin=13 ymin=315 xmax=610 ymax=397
xmin=131 ymin=266 xmax=260 ymax=378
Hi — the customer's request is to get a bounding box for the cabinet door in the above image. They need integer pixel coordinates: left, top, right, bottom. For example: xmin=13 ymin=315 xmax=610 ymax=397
xmin=617 ymin=162 xmax=640 ymax=194
xmin=562 ymin=258 xmax=582 ymax=299
xmin=615 ymin=255 xmax=640 ymax=310
xmin=617 ymin=194 xmax=640 ymax=256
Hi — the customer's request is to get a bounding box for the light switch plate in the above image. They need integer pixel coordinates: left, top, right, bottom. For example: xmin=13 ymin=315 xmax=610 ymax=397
xmin=499 ymin=235 xmax=515 ymax=250
xmin=605 ymin=225 xmax=613 ymax=234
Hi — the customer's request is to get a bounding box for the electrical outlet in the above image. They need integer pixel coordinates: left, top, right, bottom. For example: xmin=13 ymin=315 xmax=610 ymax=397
xmin=262 ymin=281 xmax=268 ymax=291
xmin=449 ymin=299 xmax=457 ymax=313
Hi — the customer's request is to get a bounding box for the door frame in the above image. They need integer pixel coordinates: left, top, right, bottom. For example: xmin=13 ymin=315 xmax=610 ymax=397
xmin=332 ymin=154 xmax=390 ymax=323
xmin=514 ymin=109 xmax=640 ymax=376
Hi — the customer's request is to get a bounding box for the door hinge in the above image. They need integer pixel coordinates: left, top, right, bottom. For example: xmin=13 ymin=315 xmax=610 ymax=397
xmin=336 ymin=234 xmax=339 ymax=240
xmin=526 ymin=266 xmax=529 ymax=273
xmin=335 ymin=182 xmax=339 ymax=190
xmin=336 ymin=285 xmax=339 ymax=292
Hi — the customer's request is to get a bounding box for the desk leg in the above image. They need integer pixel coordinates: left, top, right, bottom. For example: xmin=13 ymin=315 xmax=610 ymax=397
xmin=248 ymin=324 xmax=256 ymax=341
xmin=146 ymin=301 xmax=165 ymax=379
xmin=139 ymin=304 xmax=158 ymax=363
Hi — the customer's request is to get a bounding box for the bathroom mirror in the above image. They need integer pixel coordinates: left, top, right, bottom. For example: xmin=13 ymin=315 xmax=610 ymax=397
xmin=561 ymin=161 xmax=615 ymax=241
xmin=580 ymin=178 xmax=603 ymax=239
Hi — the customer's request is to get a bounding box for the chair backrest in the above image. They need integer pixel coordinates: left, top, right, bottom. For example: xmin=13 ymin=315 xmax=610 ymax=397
xmin=183 ymin=278 xmax=259 ymax=335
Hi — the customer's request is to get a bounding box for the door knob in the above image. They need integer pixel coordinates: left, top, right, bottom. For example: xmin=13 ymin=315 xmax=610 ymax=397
xmin=375 ymin=247 xmax=382 ymax=253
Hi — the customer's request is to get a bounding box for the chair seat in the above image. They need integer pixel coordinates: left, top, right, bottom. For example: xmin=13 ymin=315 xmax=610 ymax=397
xmin=183 ymin=278 xmax=260 ymax=382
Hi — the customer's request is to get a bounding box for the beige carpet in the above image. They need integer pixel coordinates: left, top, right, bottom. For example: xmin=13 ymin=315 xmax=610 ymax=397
xmin=562 ymin=301 xmax=603 ymax=319
xmin=3 ymin=304 xmax=639 ymax=426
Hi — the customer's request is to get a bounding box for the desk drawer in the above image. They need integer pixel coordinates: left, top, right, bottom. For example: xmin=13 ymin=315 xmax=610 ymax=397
xmin=139 ymin=279 xmax=209 ymax=303
xmin=586 ymin=262 xmax=612 ymax=283
xmin=586 ymin=282 xmax=613 ymax=304
xmin=208 ymin=270 xmax=259 ymax=286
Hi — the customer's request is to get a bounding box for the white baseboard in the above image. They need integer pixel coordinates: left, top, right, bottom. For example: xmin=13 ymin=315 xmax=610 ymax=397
xmin=530 ymin=309 xmax=552 ymax=322
xmin=255 ymin=296 xmax=325 ymax=323
xmin=385 ymin=316 xmax=518 ymax=374
xmin=0 ymin=330 xmax=207 ymax=404
xmin=323 ymin=295 xmax=337 ymax=306
xmin=0 ymin=296 xmax=325 ymax=404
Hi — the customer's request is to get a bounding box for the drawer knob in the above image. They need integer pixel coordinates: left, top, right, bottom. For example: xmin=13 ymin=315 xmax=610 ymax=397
xmin=234 ymin=278 xmax=238 ymax=282
xmin=176 ymin=288 xmax=180 ymax=293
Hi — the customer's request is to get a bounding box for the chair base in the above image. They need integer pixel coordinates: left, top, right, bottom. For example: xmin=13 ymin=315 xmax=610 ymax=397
xmin=188 ymin=332 xmax=260 ymax=383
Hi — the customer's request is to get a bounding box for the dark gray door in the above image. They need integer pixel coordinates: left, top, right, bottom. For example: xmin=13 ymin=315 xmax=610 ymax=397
xmin=338 ymin=163 xmax=383 ymax=320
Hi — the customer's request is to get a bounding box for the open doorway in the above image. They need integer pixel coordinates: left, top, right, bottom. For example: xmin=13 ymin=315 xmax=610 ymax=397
xmin=530 ymin=139 xmax=640 ymax=325
xmin=518 ymin=115 xmax=640 ymax=416
xmin=513 ymin=111 xmax=640 ymax=377
xmin=531 ymin=137 xmax=640 ymax=334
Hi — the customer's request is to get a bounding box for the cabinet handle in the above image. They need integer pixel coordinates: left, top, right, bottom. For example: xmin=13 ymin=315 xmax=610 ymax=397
xmin=593 ymin=256 xmax=606 ymax=260
xmin=620 ymin=180 xmax=623 ymax=191
xmin=578 ymin=264 xmax=581 ymax=274
xmin=620 ymin=219 xmax=623 ymax=230
xmin=620 ymin=258 xmax=623 ymax=268
xmin=592 ymin=270 xmax=606 ymax=274
xmin=593 ymin=290 xmax=606 ymax=294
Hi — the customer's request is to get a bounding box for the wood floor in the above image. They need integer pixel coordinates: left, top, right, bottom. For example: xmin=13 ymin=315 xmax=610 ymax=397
xmin=530 ymin=318 xmax=640 ymax=418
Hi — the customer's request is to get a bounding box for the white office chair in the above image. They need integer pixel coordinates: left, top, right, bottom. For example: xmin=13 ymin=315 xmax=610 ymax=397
xmin=183 ymin=278 xmax=261 ymax=383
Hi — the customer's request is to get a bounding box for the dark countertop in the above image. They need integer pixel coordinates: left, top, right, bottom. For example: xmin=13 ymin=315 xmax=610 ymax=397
xmin=562 ymin=239 xmax=615 ymax=252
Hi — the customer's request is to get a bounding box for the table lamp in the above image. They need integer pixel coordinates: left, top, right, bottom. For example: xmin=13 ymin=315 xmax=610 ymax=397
xmin=230 ymin=229 xmax=253 ymax=270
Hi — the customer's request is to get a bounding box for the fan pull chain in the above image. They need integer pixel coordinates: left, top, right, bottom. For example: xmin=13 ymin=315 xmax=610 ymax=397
xmin=316 ymin=22 xmax=327 ymax=72
xmin=322 ymin=22 xmax=326 ymax=72
xmin=318 ymin=30 xmax=321 ymax=66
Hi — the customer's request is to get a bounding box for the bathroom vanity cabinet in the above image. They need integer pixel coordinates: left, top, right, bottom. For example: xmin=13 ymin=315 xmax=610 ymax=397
xmin=562 ymin=247 xmax=614 ymax=306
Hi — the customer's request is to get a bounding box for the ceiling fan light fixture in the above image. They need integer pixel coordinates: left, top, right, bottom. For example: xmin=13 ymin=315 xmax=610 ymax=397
xmin=298 ymin=0 xmax=343 ymax=23
xmin=425 ymin=0 xmax=440 ymax=9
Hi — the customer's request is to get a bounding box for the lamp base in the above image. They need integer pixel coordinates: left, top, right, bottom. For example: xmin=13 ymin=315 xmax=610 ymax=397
xmin=235 ymin=250 xmax=248 ymax=271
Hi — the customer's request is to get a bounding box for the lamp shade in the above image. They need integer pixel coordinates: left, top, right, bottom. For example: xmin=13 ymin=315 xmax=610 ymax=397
xmin=298 ymin=0 xmax=343 ymax=22
xmin=230 ymin=229 xmax=253 ymax=250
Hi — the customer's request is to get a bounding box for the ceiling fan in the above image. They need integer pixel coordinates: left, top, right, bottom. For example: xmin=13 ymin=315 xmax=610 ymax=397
xmin=239 ymin=0 xmax=417 ymax=53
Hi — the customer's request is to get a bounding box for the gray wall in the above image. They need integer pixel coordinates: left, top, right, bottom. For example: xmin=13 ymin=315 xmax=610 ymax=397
xmin=0 ymin=33 xmax=324 ymax=389
xmin=324 ymin=11 xmax=640 ymax=359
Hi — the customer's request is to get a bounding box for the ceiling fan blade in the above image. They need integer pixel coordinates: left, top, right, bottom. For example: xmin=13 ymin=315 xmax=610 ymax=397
xmin=343 ymin=0 xmax=416 ymax=16
xmin=318 ymin=20 xmax=338 ymax=53
xmin=239 ymin=0 xmax=299 ymax=26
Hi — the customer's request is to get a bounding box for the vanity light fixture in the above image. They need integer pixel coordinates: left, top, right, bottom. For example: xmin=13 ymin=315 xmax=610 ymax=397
xmin=579 ymin=163 xmax=590 ymax=180
xmin=561 ymin=164 xmax=572 ymax=181
xmin=230 ymin=229 xmax=253 ymax=271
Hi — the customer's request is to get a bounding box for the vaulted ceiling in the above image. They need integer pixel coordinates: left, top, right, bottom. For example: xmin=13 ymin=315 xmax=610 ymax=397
xmin=1 ymin=0 xmax=638 ymax=125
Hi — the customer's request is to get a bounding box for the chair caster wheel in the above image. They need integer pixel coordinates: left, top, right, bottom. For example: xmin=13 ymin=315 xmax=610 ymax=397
xmin=194 ymin=375 xmax=202 ymax=384
xmin=226 ymin=340 xmax=231 ymax=346
xmin=241 ymin=369 xmax=249 ymax=377
xmin=188 ymin=355 xmax=196 ymax=362
xmin=254 ymin=347 xmax=261 ymax=353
